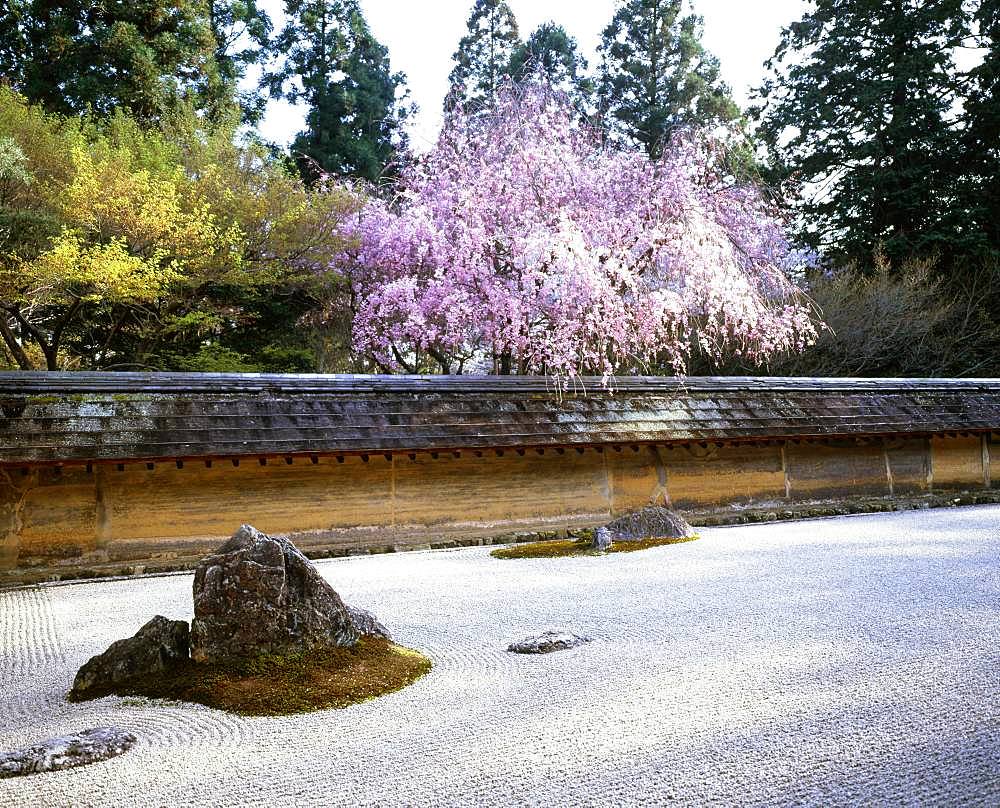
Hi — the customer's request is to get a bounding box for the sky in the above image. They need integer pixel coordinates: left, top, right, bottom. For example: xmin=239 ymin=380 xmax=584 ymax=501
xmin=256 ymin=0 xmax=808 ymax=150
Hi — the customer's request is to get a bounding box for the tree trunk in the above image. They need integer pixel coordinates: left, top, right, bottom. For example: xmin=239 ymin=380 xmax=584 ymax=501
xmin=0 ymin=316 xmax=32 ymax=370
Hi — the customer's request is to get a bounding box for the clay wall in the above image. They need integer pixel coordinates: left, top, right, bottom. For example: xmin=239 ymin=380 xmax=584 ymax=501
xmin=1 ymin=434 xmax=995 ymax=583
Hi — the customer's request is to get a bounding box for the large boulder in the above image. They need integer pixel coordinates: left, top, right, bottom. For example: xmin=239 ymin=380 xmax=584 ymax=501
xmin=70 ymin=615 xmax=189 ymax=699
xmin=190 ymin=525 xmax=360 ymax=664
xmin=604 ymin=506 xmax=696 ymax=541
xmin=0 ymin=728 xmax=136 ymax=777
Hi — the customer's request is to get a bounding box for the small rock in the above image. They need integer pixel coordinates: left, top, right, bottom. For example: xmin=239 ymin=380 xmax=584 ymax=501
xmin=507 ymin=631 xmax=591 ymax=654
xmin=603 ymin=506 xmax=696 ymax=541
xmin=71 ymin=616 xmax=189 ymax=699
xmin=190 ymin=525 xmax=360 ymax=664
xmin=348 ymin=606 xmax=392 ymax=641
xmin=0 ymin=728 xmax=136 ymax=777
xmin=592 ymin=526 xmax=613 ymax=551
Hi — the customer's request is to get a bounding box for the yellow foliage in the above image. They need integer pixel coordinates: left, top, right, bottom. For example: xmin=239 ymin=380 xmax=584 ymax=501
xmin=23 ymin=232 xmax=180 ymax=302
xmin=59 ymin=145 xmax=228 ymax=275
xmin=0 ymin=88 xmax=364 ymax=371
xmin=6 ymin=140 xmax=239 ymax=305
xmin=0 ymin=86 xmax=81 ymax=207
xmin=178 ymin=138 xmax=361 ymax=287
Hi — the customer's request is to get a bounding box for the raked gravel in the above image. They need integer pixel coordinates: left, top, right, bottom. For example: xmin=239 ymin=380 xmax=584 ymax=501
xmin=1 ymin=506 xmax=999 ymax=807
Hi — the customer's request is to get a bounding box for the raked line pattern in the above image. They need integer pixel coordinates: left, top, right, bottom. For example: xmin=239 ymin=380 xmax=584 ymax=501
xmin=0 ymin=506 xmax=998 ymax=806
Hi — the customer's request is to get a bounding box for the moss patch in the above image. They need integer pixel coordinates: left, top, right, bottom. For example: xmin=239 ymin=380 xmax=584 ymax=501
xmin=491 ymin=534 xmax=699 ymax=559
xmin=68 ymin=638 xmax=432 ymax=716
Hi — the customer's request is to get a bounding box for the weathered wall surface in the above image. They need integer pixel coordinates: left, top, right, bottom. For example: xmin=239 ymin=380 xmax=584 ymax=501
xmin=931 ymin=436 xmax=988 ymax=489
xmin=1 ymin=435 xmax=994 ymax=582
xmin=664 ymin=444 xmax=787 ymax=508
xmin=0 ymin=469 xmax=36 ymax=570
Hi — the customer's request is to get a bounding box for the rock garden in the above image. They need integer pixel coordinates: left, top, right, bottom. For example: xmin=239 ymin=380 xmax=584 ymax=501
xmin=1 ymin=508 xmax=706 ymax=780
xmin=2 ymin=507 xmax=998 ymax=803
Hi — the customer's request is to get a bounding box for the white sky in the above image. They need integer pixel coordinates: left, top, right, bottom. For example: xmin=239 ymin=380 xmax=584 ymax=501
xmin=256 ymin=0 xmax=808 ymax=150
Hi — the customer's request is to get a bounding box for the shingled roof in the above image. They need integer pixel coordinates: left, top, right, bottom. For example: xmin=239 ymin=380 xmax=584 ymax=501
xmin=1 ymin=372 xmax=999 ymax=466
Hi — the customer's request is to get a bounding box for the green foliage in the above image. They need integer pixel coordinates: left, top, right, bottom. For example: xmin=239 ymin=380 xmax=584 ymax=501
xmin=268 ymin=0 xmax=411 ymax=183
xmin=0 ymin=137 xmax=31 ymax=191
xmin=0 ymin=98 xmax=229 ymax=368
xmin=753 ymin=0 xmax=983 ymax=267
xmin=171 ymin=345 xmax=256 ymax=373
xmin=0 ymin=133 xmax=59 ymax=277
xmin=0 ymin=89 xmax=363 ymax=372
xmin=0 ymin=0 xmax=217 ymax=122
xmin=598 ymin=0 xmax=740 ymax=158
xmin=963 ymin=1 xmax=1000 ymax=255
xmin=447 ymin=0 xmax=521 ymax=109
xmin=509 ymin=23 xmax=593 ymax=111
xmin=0 ymin=0 xmax=994 ymax=379
xmin=200 ymin=0 xmax=274 ymax=125
xmin=0 ymin=0 xmax=273 ymax=128
xmin=742 ymin=0 xmax=1000 ymax=377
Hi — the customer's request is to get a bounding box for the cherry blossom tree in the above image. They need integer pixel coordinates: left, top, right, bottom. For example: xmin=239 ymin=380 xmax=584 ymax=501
xmin=342 ymin=82 xmax=817 ymax=383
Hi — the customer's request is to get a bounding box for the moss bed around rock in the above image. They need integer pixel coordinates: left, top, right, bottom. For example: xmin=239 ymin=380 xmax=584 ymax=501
xmin=67 ymin=638 xmax=432 ymax=716
xmin=491 ymin=534 xmax=699 ymax=559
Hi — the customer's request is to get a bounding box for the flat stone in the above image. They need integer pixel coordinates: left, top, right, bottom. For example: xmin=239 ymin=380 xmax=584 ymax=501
xmin=348 ymin=606 xmax=392 ymax=641
xmin=71 ymin=615 xmax=189 ymax=699
xmin=0 ymin=727 xmax=136 ymax=778
xmin=507 ymin=630 xmax=591 ymax=654
xmin=604 ymin=506 xmax=695 ymax=540
xmin=190 ymin=525 xmax=360 ymax=663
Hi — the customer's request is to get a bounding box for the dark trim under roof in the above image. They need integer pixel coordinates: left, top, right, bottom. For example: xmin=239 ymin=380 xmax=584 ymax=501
xmin=1 ymin=372 xmax=999 ymax=466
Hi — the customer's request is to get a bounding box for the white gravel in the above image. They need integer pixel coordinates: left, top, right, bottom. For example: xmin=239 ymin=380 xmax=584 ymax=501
xmin=1 ymin=506 xmax=999 ymax=807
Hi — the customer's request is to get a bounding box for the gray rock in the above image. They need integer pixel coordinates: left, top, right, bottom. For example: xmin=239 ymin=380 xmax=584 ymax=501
xmin=0 ymin=727 xmax=136 ymax=778
xmin=71 ymin=615 xmax=189 ymax=699
xmin=507 ymin=631 xmax=591 ymax=654
xmin=592 ymin=526 xmax=613 ymax=551
xmin=190 ymin=525 xmax=360 ymax=664
xmin=604 ymin=506 xmax=695 ymax=541
xmin=348 ymin=606 xmax=392 ymax=641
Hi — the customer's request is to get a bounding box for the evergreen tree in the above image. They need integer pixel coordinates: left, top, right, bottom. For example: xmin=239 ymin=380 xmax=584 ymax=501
xmin=964 ymin=0 xmax=999 ymax=254
xmin=447 ymin=0 xmax=520 ymax=109
xmin=597 ymin=0 xmax=739 ymax=158
xmin=753 ymin=0 xmax=976 ymax=266
xmin=509 ymin=22 xmax=592 ymax=110
xmin=200 ymin=0 xmax=274 ymax=126
xmin=0 ymin=0 xmax=217 ymax=121
xmin=0 ymin=4 xmax=26 ymax=83
xmin=268 ymin=0 xmax=410 ymax=183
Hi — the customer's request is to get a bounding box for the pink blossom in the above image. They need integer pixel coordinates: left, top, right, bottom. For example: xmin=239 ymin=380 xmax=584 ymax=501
xmin=341 ymin=82 xmax=817 ymax=384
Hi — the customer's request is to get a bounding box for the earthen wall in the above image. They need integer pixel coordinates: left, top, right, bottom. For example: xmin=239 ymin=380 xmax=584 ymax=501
xmin=1 ymin=434 xmax=994 ymax=583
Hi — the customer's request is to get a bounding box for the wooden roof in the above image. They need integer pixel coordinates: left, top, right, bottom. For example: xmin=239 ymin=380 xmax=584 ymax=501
xmin=1 ymin=372 xmax=999 ymax=466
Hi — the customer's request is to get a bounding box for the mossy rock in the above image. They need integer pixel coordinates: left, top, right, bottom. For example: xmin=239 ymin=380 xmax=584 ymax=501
xmin=68 ymin=638 xmax=431 ymax=716
xmin=491 ymin=534 xmax=698 ymax=559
